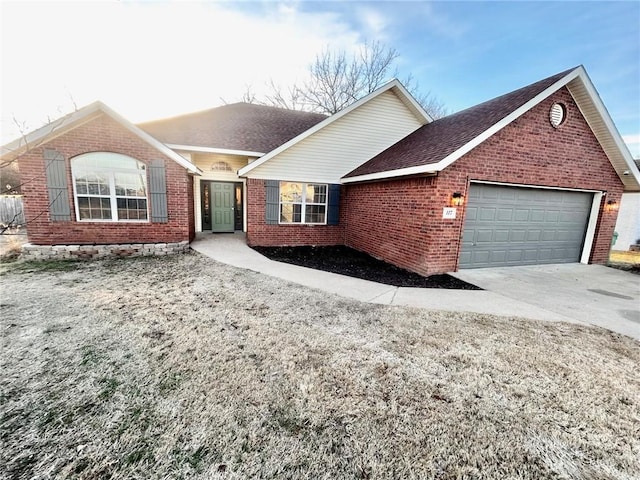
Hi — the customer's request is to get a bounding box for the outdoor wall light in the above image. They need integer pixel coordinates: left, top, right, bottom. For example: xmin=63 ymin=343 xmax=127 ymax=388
xmin=606 ymin=200 xmax=619 ymax=212
xmin=450 ymin=192 xmax=464 ymax=207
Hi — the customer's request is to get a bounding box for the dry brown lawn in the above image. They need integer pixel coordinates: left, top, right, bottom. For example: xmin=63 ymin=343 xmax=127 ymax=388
xmin=610 ymin=250 xmax=640 ymax=265
xmin=1 ymin=252 xmax=639 ymax=479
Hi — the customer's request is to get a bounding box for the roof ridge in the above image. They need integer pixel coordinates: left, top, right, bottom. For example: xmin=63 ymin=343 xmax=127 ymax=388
xmin=441 ymin=66 xmax=579 ymax=121
xmin=138 ymin=102 xmax=327 ymax=127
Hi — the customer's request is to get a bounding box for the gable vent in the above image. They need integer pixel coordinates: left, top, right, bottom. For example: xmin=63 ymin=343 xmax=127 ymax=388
xmin=550 ymin=103 xmax=567 ymax=128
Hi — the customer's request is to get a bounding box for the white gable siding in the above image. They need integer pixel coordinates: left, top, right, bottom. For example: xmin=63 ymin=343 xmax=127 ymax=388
xmin=244 ymin=90 xmax=423 ymax=183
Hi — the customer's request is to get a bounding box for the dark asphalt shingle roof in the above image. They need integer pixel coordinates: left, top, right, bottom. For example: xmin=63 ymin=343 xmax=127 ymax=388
xmin=344 ymin=68 xmax=577 ymax=178
xmin=138 ymin=103 xmax=327 ymax=153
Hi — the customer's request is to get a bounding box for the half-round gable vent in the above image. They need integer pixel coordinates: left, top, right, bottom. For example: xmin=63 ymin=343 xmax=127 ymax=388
xmin=550 ymin=103 xmax=567 ymax=128
xmin=211 ymin=161 xmax=232 ymax=171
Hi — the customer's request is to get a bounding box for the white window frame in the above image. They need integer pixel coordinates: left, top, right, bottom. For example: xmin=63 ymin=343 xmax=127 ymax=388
xmin=279 ymin=182 xmax=328 ymax=225
xmin=71 ymin=152 xmax=149 ymax=223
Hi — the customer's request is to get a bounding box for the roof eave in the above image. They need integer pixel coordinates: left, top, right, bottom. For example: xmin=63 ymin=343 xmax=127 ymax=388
xmin=566 ymin=68 xmax=640 ymax=192
xmin=0 ymin=101 xmax=202 ymax=175
xmin=347 ymin=66 xmax=640 ymax=190
xmin=167 ymin=144 xmax=265 ymax=158
xmin=342 ymin=163 xmax=441 ymax=184
xmin=0 ymin=102 xmax=103 ymax=162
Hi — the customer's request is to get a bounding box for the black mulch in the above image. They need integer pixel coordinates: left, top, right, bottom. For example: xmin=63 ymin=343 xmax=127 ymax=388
xmin=252 ymin=245 xmax=482 ymax=290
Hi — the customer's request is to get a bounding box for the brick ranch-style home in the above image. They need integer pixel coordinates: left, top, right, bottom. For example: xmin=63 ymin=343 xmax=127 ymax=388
xmin=3 ymin=66 xmax=639 ymax=274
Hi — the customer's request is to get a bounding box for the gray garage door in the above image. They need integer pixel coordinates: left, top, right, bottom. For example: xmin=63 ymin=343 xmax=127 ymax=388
xmin=460 ymin=184 xmax=592 ymax=269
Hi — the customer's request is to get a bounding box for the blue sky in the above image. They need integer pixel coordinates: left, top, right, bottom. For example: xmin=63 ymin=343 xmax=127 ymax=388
xmin=2 ymin=1 xmax=639 ymax=155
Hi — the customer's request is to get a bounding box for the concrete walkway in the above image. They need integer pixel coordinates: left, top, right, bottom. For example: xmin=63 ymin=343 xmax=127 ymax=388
xmin=190 ymin=233 xmax=640 ymax=340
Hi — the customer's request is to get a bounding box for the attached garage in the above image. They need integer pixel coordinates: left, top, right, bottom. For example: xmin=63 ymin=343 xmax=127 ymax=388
xmin=460 ymin=184 xmax=593 ymax=268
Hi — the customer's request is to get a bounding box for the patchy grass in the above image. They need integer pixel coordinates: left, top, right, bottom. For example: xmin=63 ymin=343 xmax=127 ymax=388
xmin=0 ymin=258 xmax=84 ymax=274
xmin=1 ymin=252 xmax=639 ymax=479
xmin=609 ymin=250 xmax=640 ymax=274
xmin=0 ymin=232 xmax=27 ymax=263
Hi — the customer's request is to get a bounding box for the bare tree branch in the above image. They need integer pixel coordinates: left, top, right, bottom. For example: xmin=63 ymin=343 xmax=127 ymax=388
xmin=250 ymin=40 xmax=447 ymax=118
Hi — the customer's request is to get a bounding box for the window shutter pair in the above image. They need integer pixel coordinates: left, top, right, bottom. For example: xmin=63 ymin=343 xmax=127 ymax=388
xmin=264 ymin=181 xmax=340 ymax=225
xmin=43 ymin=149 xmax=168 ymax=223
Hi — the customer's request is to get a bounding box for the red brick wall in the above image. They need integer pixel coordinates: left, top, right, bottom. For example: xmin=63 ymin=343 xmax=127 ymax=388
xmin=345 ymin=88 xmax=623 ymax=275
xmin=19 ymin=113 xmax=193 ymax=245
xmin=246 ymin=178 xmax=345 ymax=246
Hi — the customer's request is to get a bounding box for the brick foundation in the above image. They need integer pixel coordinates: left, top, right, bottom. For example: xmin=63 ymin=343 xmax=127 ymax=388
xmin=20 ymin=241 xmax=189 ymax=261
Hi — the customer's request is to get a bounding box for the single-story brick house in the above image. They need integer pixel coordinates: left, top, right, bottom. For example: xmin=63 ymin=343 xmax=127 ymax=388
xmin=3 ymin=65 xmax=639 ymax=274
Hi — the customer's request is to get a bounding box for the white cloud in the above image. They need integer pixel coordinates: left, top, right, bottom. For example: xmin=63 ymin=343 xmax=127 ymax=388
xmin=0 ymin=1 xmax=361 ymax=144
xmin=357 ymin=7 xmax=388 ymax=39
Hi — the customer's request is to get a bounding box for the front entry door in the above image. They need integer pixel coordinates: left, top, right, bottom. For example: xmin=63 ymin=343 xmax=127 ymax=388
xmin=211 ymin=182 xmax=235 ymax=232
xmin=201 ymin=181 xmax=241 ymax=232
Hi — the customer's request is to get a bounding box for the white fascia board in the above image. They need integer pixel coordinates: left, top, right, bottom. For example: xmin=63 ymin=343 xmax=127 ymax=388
xmin=0 ymin=101 xmax=103 ymax=160
xmin=0 ymin=101 xmax=202 ymax=175
xmin=341 ymin=163 xmax=441 ymax=183
xmin=568 ymin=67 xmax=640 ymax=190
xmin=99 ymin=104 xmax=201 ymax=175
xmin=238 ymin=79 xmax=429 ymax=177
xmin=167 ymin=144 xmax=265 ymax=158
xmin=342 ymin=69 xmax=584 ymax=185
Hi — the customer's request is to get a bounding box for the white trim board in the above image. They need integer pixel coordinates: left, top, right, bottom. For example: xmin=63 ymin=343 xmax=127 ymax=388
xmin=342 ymin=67 xmax=639 ymax=191
xmin=168 ymin=144 xmax=265 ymax=158
xmin=0 ymin=101 xmax=202 ymax=175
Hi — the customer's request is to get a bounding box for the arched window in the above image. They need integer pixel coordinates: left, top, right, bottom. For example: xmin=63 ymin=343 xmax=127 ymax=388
xmin=72 ymin=152 xmax=148 ymax=221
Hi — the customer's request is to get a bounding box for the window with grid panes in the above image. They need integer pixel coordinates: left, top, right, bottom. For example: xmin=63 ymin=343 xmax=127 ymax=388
xmin=72 ymin=152 xmax=148 ymax=221
xmin=279 ymin=182 xmax=327 ymax=224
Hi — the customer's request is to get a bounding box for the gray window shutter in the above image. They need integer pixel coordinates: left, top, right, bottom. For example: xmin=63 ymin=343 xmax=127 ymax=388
xmin=149 ymin=159 xmax=168 ymax=223
xmin=44 ymin=148 xmax=71 ymax=221
xmin=327 ymin=184 xmax=340 ymax=225
xmin=265 ymin=180 xmax=279 ymax=224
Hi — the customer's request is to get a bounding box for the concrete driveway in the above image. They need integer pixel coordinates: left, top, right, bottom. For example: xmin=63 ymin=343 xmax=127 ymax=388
xmin=452 ymin=264 xmax=640 ymax=340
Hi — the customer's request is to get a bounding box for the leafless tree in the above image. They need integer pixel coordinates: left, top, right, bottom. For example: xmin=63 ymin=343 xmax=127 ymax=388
xmin=236 ymin=41 xmax=447 ymax=118
xmin=0 ymin=107 xmax=77 ymax=233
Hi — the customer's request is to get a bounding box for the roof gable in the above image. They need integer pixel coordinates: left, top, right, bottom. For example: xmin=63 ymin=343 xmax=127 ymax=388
xmin=343 ymin=66 xmax=640 ymax=192
xmin=138 ymin=103 xmax=328 ymax=154
xmin=238 ymin=79 xmax=432 ymax=178
xmin=1 ymin=102 xmax=200 ymax=174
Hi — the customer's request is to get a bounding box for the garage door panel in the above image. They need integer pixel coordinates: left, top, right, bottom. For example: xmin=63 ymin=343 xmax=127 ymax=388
xmin=479 ymin=207 xmax=497 ymax=221
xmin=545 ymin=211 xmax=560 ymax=222
xmin=527 ymin=230 xmax=541 ymax=241
xmin=530 ymin=210 xmax=545 ymax=221
xmin=509 ymin=230 xmax=526 ymax=242
xmin=494 ymin=229 xmax=510 ymax=242
xmin=465 ymin=206 xmax=478 ymax=221
xmin=491 ymin=250 xmax=507 ymax=263
xmin=460 ymin=184 xmax=592 ymax=269
xmin=476 ymin=230 xmax=494 ymax=243
xmin=497 ymin=209 xmax=513 ymax=221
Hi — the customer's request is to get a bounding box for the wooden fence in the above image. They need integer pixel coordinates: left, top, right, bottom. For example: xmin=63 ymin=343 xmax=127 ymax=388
xmin=0 ymin=196 xmax=25 ymax=226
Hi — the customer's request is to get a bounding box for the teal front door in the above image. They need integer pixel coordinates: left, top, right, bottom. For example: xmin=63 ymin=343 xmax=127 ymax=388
xmin=211 ymin=182 xmax=235 ymax=232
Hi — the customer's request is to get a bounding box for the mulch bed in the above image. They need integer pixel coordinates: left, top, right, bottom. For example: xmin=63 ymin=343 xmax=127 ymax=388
xmin=252 ymin=245 xmax=482 ymax=289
